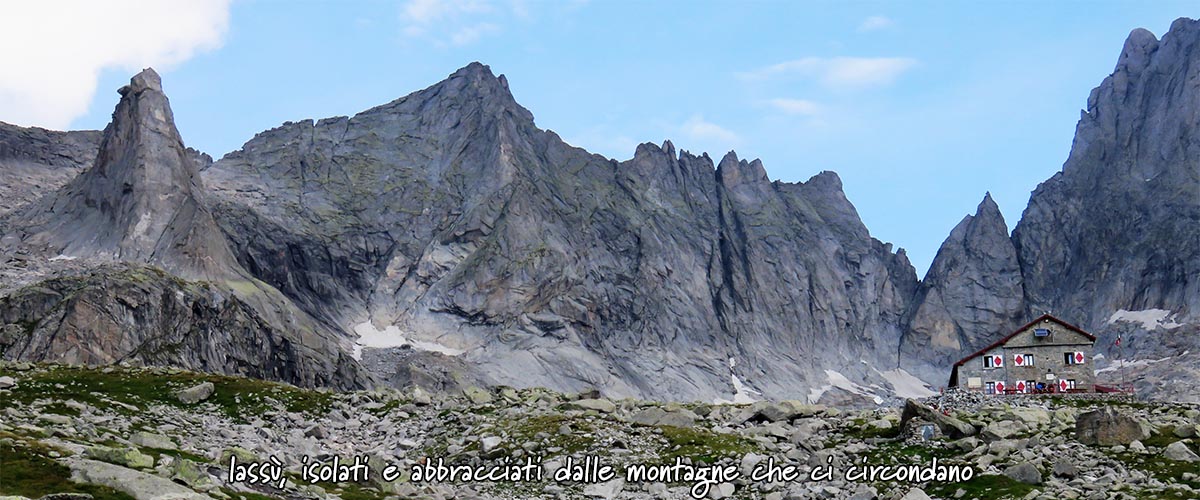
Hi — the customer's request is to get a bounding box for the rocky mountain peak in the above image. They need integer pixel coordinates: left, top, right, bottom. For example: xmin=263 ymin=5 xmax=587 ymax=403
xmin=123 ymin=67 xmax=163 ymax=95
xmin=5 ymin=68 xmax=242 ymax=280
xmin=900 ymin=191 xmax=1025 ymax=382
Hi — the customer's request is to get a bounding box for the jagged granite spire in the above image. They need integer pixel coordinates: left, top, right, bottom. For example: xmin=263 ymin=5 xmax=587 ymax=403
xmin=9 ymin=68 xmax=241 ymax=280
xmin=1013 ymin=18 xmax=1199 ymax=325
xmin=900 ymin=192 xmax=1024 ymax=382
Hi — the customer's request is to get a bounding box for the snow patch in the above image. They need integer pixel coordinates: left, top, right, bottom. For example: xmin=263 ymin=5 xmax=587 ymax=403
xmin=881 ymin=368 xmax=937 ymax=399
xmin=808 ymin=370 xmax=883 ymax=405
xmin=49 ymin=254 xmax=77 ymax=261
xmin=1107 ymin=309 xmax=1182 ymax=330
xmin=352 ymin=321 xmax=465 ymax=360
xmin=713 ymin=357 xmax=761 ymax=405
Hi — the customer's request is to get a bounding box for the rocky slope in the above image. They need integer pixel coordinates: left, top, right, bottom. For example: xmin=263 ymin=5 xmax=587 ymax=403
xmin=0 ymin=122 xmax=100 ymax=217
xmin=202 ymin=63 xmax=920 ymax=402
xmin=902 ymin=18 xmax=1200 ymax=397
xmin=0 ymin=70 xmax=371 ymax=391
xmin=899 ymin=194 xmax=1025 ymax=383
xmin=2 ymin=362 xmax=1199 ymax=500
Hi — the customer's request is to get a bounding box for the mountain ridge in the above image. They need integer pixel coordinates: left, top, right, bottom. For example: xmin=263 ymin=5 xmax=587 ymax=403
xmin=0 ymin=18 xmax=1196 ymax=403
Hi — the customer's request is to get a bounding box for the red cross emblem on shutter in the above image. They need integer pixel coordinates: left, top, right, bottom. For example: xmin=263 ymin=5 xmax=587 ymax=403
xmin=1014 ymin=355 xmax=1024 ymax=366
xmin=1016 ymin=381 xmax=1026 ymax=392
xmin=995 ymin=381 xmax=1005 ymax=393
xmin=1074 ymin=352 xmax=1084 ymax=363
xmin=1059 ymin=379 xmax=1068 ymax=392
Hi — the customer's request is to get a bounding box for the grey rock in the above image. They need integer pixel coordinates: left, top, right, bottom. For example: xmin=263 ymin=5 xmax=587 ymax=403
xmin=900 ymin=193 xmax=1025 ymax=381
xmin=1005 ymin=462 xmax=1042 ymax=485
xmin=1053 ymin=459 xmax=1078 ymax=478
xmin=1164 ymin=440 xmax=1200 ymax=462
xmin=65 ymin=457 xmax=210 ymax=500
xmin=0 ymin=122 xmax=101 ymax=217
xmin=176 ymin=382 xmax=214 ymax=404
xmin=566 ymin=398 xmax=616 ymax=413
xmin=899 ymin=399 xmax=977 ymax=439
xmin=1075 ymin=408 xmax=1150 ymax=446
xmin=129 ymin=431 xmax=175 ymax=450
xmin=582 ymin=478 xmax=625 ymax=499
xmin=899 ymin=488 xmax=932 ymax=500
xmin=0 ymin=375 xmax=14 ymax=389
xmin=200 ymin=62 xmax=920 ymax=402
xmin=0 ymin=70 xmax=371 ymax=392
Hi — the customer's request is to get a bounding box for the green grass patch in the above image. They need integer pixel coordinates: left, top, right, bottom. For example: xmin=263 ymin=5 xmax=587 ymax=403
xmin=506 ymin=414 xmax=595 ymax=456
xmin=658 ymin=426 xmax=757 ymax=464
xmin=924 ymin=473 xmax=1037 ymax=500
xmin=0 ymin=436 xmax=135 ymax=500
xmin=0 ymin=364 xmax=333 ymax=422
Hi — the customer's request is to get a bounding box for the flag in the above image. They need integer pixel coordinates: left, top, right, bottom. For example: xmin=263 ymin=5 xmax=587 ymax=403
xmin=1114 ymin=335 xmax=1121 ymax=347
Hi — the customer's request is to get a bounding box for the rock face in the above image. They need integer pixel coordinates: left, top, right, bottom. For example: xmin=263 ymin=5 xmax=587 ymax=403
xmin=1075 ymin=408 xmax=1151 ymax=446
xmin=903 ymin=18 xmax=1200 ymax=397
xmin=0 ymin=70 xmax=371 ymax=390
xmin=0 ymin=264 xmax=368 ymax=389
xmin=203 ymin=62 xmax=919 ymax=401
xmin=3 ymin=69 xmax=236 ymax=281
xmin=1013 ymin=20 xmax=1199 ymax=327
xmin=900 ymin=193 xmax=1025 ymax=381
xmin=0 ymin=19 xmax=1196 ymax=402
xmin=0 ymin=122 xmax=100 ymax=217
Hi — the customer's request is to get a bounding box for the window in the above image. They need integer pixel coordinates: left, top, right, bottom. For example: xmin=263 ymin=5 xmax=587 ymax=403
xmin=1014 ymin=353 xmax=1034 ymax=367
xmin=1064 ymin=351 xmax=1085 ymax=365
xmin=1026 ymin=380 xmax=1037 ymax=393
xmin=985 ymin=381 xmax=996 ymax=394
xmin=982 ymin=354 xmax=1002 ymax=368
xmin=1066 ymin=379 xmax=1077 ymax=390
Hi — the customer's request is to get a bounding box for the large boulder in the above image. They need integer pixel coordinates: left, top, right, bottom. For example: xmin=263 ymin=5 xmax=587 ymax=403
xmin=1074 ymin=408 xmax=1151 ymax=446
xmin=1163 ymin=440 xmax=1199 ymax=462
xmin=1004 ymin=462 xmax=1042 ymax=485
xmin=899 ymin=399 xmax=977 ymax=439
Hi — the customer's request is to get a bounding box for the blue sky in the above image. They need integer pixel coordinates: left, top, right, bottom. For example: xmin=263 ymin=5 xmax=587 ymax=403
xmin=5 ymin=1 xmax=1194 ymax=276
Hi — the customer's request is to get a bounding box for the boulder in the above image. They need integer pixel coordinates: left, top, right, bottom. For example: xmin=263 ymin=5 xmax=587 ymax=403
xmin=1163 ymin=441 xmax=1199 ymax=462
xmin=751 ymin=401 xmax=825 ymax=422
xmin=462 ymin=386 xmax=494 ymax=405
xmin=129 ymin=431 xmax=175 ymax=450
xmin=65 ymin=457 xmax=210 ymax=500
xmin=176 ymin=382 xmax=214 ymax=404
xmin=565 ymin=398 xmax=616 ymax=413
xmin=899 ymin=399 xmax=976 ymax=439
xmin=1004 ymin=463 xmax=1042 ymax=485
xmin=582 ymin=478 xmax=625 ymax=499
xmin=1074 ymin=408 xmax=1151 ymax=446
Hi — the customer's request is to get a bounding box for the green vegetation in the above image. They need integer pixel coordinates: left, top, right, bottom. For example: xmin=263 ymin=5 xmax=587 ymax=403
xmin=0 ymin=434 xmax=135 ymax=500
xmin=924 ymin=473 xmax=1037 ymax=500
xmin=657 ymin=425 xmax=757 ymax=464
xmin=0 ymin=363 xmax=333 ymax=422
xmin=507 ymin=414 xmax=595 ymax=455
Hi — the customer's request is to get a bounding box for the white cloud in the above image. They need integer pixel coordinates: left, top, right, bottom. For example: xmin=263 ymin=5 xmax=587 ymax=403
xmin=739 ymin=56 xmax=917 ymax=88
xmin=400 ymin=0 xmax=514 ymax=46
xmin=451 ymin=22 xmax=501 ymax=46
xmin=0 ymin=0 xmax=230 ymax=130
xmin=679 ymin=115 xmax=741 ymax=155
xmin=858 ymin=15 xmax=894 ymax=32
xmin=768 ymin=98 xmax=821 ymax=115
